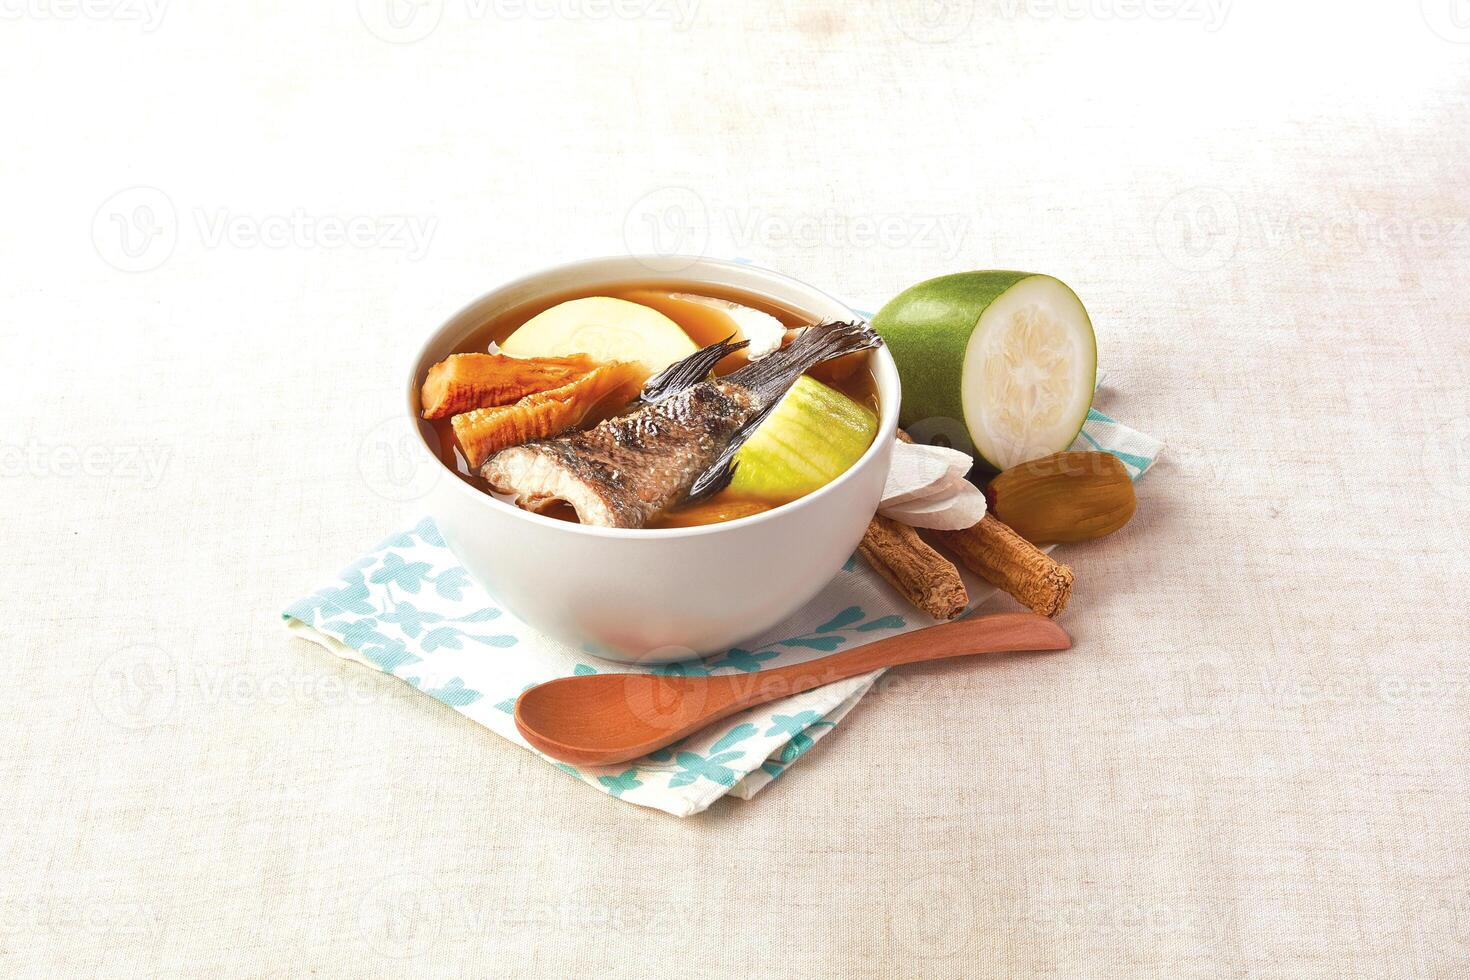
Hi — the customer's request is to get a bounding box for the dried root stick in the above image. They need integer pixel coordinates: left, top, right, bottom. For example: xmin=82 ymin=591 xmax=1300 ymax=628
xmin=859 ymin=515 xmax=969 ymax=620
xmin=935 ymin=514 xmax=1074 ymax=618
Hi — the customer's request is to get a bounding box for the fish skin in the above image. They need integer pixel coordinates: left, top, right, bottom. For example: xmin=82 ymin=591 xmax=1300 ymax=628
xmin=484 ymin=380 xmax=756 ymax=528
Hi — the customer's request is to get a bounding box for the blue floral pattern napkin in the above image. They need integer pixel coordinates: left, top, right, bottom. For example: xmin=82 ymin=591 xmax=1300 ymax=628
xmin=283 ymin=404 xmax=1160 ymax=817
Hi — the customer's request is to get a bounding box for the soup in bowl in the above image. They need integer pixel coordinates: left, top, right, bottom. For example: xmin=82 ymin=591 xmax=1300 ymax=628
xmin=410 ymin=256 xmax=900 ymax=663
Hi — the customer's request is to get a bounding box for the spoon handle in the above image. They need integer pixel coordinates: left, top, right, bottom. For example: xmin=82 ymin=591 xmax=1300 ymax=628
xmin=714 ymin=612 xmax=1071 ymax=713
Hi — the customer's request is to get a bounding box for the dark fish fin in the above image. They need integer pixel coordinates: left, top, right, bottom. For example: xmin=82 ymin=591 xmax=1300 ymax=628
xmin=639 ymin=334 xmax=750 ymax=404
xmin=685 ymin=321 xmax=882 ymax=504
xmin=686 ymin=459 xmax=738 ymax=503
xmin=725 ymin=320 xmax=883 ymax=403
xmin=684 ymin=397 xmax=783 ymax=502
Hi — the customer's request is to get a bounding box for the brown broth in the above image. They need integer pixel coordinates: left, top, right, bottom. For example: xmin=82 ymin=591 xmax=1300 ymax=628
xmin=425 ymin=280 xmax=879 ymax=528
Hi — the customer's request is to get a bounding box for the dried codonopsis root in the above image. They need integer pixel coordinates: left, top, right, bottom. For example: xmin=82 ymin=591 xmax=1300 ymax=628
xmin=859 ymin=514 xmax=969 ymax=620
xmin=934 ymin=515 xmax=1074 ymax=619
xmin=451 ymin=361 xmax=645 ymax=469
xmin=421 ymin=352 xmax=600 ymax=419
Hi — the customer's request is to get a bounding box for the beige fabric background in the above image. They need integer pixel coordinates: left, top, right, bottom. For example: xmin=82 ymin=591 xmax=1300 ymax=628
xmin=2 ymin=2 xmax=1467 ymax=976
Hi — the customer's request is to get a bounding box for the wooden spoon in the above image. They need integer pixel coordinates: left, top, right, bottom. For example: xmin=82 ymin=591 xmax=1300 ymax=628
xmin=514 ymin=612 xmax=1071 ymax=767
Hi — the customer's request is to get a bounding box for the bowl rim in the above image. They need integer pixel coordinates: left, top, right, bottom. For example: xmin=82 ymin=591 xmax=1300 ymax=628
xmin=406 ymin=255 xmax=901 ymax=540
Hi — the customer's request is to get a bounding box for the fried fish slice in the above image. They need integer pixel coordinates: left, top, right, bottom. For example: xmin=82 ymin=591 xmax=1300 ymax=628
xmin=420 ymin=352 xmax=599 ymax=419
xmin=451 ymin=361 xmax=646 ymax=469
xmin=482 ymin=322 xmax=882 ymax=528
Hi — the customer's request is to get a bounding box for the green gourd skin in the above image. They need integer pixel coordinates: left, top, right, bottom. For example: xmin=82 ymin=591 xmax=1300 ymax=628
xmin=871 ymin=271 xmax=1096 ymax=471
xmin=871 ymin=271 xmax=1033 ymax=438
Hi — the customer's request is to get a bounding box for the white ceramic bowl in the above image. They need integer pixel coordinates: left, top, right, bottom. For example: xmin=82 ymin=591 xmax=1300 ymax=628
xmin=410 ymin=256 xmax=900 ymax=664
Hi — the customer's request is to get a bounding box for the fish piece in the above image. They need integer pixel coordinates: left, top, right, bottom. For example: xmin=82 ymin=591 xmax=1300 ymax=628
xmin=451 ymin=361 xmax=644 ymax=469
xmin=420 ymin=352 xmax=598 ymax=419
xmin=483 ymin=321 xmax=882 ymax=528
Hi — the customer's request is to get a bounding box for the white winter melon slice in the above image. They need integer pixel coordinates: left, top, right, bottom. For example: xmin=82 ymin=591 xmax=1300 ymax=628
xmin=871 ymin=272 xmax=1096 ymax=471
xmin=501 ymin=296 xmax=697 ymax=376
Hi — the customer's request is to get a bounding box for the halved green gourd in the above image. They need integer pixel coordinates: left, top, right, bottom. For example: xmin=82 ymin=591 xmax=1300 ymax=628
xmin=729 ymin=376 xmax=877 ymax=500
xmin=872 ymin=272 xmax=1096 ymax=471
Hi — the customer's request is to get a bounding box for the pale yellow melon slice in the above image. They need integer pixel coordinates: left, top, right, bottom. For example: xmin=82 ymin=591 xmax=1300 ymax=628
xmin=501 ymin=297 xmax=696 ymax=376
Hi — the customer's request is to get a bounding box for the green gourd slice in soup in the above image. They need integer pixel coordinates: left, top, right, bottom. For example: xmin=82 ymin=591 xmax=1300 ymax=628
xmin=729 ymin=376 xmax=877 ymax=500
xmin=872 ymin=272 xmax=1096 ymax=471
